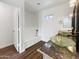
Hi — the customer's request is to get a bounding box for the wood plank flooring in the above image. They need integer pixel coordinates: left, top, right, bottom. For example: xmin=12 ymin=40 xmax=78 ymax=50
xmin=0 ymin=41 xmax=78 ymax=59
xmin=0 ymin=41 xmax=45 ymax=59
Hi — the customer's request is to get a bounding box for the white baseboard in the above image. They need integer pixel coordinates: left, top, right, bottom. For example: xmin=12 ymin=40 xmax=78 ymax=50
xmin=0 ymin=43 xmax=13 ymax=49
xmin=24 ymin=39 xmax=41 ymax=50
xmin=19 ymin=49 xmax=25 ymax=53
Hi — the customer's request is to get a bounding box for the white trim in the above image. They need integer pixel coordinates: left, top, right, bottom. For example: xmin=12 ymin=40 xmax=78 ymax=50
xmin=37 ymin=49 xmax=53 ymax=59
xmin=0 ymin=43 xmax=14 ymax=49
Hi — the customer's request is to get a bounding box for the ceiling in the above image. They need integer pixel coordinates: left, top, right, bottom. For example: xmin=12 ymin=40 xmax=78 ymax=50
xmin=25 ymin=0 xmax=69 ymax=12
xmin=0 ymin=0 xmax=24 ymax=6
xmin=0 ymin=0 xmax=69 ymax=12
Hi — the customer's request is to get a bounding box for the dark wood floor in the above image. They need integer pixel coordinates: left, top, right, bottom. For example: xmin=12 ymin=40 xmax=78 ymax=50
xmin=0 ymin=41 xmax=45 ymax=59
xmin=76 ymin=53 xmax=79 ymax=59
xmin=0 ymin=41 xmax=79 ymax=59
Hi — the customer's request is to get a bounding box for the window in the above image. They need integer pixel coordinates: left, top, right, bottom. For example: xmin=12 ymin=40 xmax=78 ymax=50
xmin=44 ymin=15 xmax=53 ymax=20
xmin=63 ymin=16 xmax=71 ymax=28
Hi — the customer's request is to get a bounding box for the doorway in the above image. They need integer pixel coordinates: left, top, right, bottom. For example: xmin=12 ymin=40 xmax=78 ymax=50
xmin=0 ymin=2 xmax=20 ymax=52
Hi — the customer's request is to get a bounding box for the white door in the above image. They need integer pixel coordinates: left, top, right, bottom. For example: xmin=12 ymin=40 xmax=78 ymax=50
xmin=0 ymin=2 xmax=14 ymax=49
xmin=13 ymin=7 xmax=20 ymax=52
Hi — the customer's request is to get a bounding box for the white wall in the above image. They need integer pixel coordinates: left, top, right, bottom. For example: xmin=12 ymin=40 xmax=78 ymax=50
xmin=23 ymin=11 xmax=39 ymax=42
xmin=23 ymin=9 xmax=40 ymax=49
xmin=39 ymin=3 xmax=69 ymax=42
xmin=24 ymin=11 xmax=38 ymax=28
xmin=0 ymin=2 xmax=15 ymax=49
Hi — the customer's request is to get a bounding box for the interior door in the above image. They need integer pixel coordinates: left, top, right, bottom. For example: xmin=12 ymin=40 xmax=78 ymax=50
xmin=13 ymin=7 xmax=19 ymax=52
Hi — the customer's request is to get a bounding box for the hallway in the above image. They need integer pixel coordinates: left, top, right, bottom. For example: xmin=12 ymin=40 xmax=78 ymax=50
xmin=0 ymin=41 xmax=45 ymax=59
